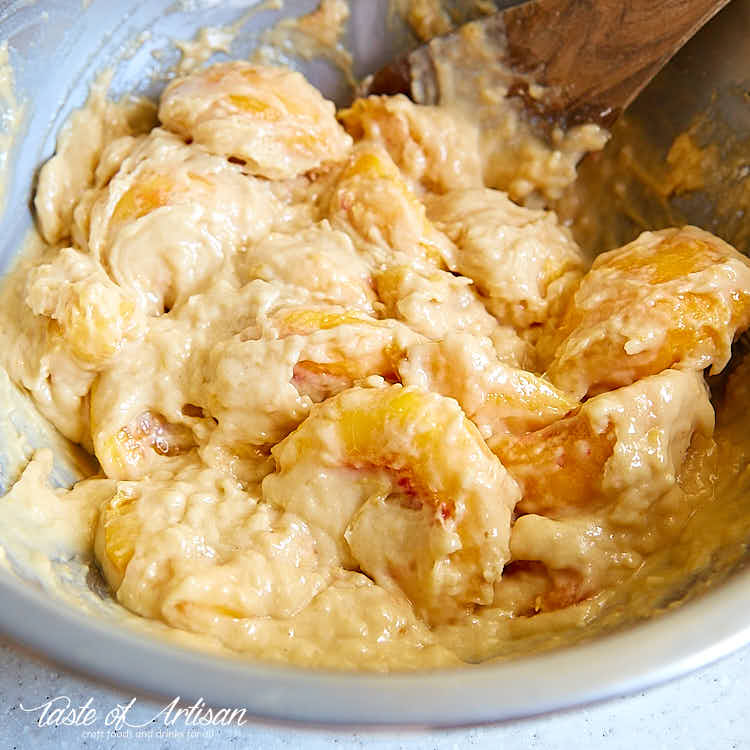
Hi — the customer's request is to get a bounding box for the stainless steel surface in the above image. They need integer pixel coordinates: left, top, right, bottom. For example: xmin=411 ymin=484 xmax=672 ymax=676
xmin=567 ymin=0 xmax=750 ymax=256
xmin=0 ymin=0 xmax=749 ymax=727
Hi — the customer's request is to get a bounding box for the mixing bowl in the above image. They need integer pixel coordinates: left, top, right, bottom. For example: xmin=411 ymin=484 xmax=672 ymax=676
xmin=0 ymin=0 xmax=749 ymax=727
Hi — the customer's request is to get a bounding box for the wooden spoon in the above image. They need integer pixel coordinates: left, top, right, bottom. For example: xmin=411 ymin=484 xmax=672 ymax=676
xmin=361 ymin=0 xmax=732 ymax=138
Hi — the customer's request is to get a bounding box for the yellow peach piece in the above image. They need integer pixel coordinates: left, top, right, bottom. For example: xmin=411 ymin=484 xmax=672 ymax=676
xmin=159 ymin=62 xmax=352 ymax=179
xmin=263 ymin=385 xmax=521 ymax=624
xmin=542 ymin=226 xmax=750 ymax=399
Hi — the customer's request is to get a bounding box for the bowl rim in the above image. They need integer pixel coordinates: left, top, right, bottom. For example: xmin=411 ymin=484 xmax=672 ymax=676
xmin=1 ymin=561 xmax=749 ymax=728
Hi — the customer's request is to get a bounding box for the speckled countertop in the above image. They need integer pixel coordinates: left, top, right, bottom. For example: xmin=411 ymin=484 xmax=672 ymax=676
xmin=0 ymin=635 xmax=747 ymax=749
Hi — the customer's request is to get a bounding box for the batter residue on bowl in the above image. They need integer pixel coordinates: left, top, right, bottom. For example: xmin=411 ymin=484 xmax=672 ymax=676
xmin=2 ymin=58 xmax=750 ymax=671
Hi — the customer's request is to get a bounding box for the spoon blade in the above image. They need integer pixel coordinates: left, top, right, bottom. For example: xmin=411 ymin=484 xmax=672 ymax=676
xmin=362 ymin=0 xmax=732 ymax=139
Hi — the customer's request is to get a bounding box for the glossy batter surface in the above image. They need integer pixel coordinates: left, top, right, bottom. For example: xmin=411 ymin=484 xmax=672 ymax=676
xmin=2 ymin=59 xmax=750 ymax=671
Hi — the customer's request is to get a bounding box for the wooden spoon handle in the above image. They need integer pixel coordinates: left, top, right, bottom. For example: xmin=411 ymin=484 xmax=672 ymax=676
xmin=363 ymin=0 xmax=731 ymax=133
xmin=501 ymin=0 xmax=733 ymax=128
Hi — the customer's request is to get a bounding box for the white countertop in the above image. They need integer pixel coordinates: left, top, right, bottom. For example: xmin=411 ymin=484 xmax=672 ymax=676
xmin=1 ymin=634 xmax=747 ymax=749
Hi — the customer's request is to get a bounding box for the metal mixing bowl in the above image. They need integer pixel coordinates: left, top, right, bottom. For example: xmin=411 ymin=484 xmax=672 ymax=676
xmin=0 ymin=0 xmax=749 ymax=727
